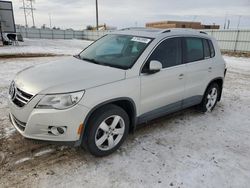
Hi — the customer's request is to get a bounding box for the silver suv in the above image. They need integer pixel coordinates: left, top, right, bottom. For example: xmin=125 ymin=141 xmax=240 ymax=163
xmin=8 ymin=28 xmax=226 ymax=156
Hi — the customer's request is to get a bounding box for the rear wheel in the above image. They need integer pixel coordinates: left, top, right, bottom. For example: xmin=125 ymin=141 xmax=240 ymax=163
xmin=199 ymin=83 xmax=220 ymax=112
xmin=84 ymin=104 xmax=129 ymax=157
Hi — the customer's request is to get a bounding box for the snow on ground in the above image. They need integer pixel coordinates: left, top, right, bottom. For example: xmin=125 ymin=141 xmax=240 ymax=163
xmin=224 ymin=56 xmax=250 ymax=74
xmin=0 ymin=38 xmax=92 ymax=56
xmin=0 ymin=39 xmax=250 ymax=187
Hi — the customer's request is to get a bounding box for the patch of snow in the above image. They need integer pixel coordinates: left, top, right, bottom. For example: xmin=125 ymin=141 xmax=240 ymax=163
xmin=15 ymin=157 xmax=32 ymax=165
xmin=34 ymin=149 xmax=55 ymax=157
xmin=224 ymin=55 xmax=250 ymax=74
xmin=0 ymin=127 xmax=16 ymax=139
xmin=0 ymin=38 xmax=92 ymax=56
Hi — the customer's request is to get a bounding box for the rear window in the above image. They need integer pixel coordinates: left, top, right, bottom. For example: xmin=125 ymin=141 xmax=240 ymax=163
xmin=184 ymin=37 xmax=204 ymax=63
xmin=208 ymin=40 xmax=215 ymax=57
xmin=203 ymin=39 xmax=210 ymax=59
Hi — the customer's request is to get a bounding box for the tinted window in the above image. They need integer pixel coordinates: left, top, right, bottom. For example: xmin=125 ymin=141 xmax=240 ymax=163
xmin=208 ymin=40 xmax=215 ymax=57
xmin=184 ymin=37 xmax=204 ymax=63
xmin=147 ymin=38 xmax=182 ymax=69
xmin=203 ymin=39 xmax=210 ymax=59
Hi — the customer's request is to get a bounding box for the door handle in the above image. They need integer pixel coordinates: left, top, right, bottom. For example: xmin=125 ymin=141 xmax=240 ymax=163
xmin=208 ymin=67 xmax=212 ymax=72
xmin=178 ymin=73 xmax=184 ymax=79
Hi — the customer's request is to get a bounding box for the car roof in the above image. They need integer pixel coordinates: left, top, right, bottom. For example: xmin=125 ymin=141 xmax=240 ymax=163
xmin=112 ymin=27 xmax=210 ymax=39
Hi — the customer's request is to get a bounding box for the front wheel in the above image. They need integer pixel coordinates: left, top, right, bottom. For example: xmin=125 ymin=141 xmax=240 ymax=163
xmin=199 ymin=83 xmax=220 ymax=112
xmin=84 ymin=104 xmax=129 ymax=157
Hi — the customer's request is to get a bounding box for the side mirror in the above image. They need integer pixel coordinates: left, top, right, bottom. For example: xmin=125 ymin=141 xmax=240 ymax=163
xmin=148 ymin=60 xmax=162 ymax=74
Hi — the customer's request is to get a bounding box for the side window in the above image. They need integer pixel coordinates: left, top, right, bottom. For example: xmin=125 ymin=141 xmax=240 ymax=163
xmin=184 ymin=37 xmax=204 ymax=63
xmin=203 ymin=39 xmax=210 ymax=59
xmin=146 ymin=37 xmax=182 ymax=69
xmin=208 ymin=40 xmax=215 ymax=57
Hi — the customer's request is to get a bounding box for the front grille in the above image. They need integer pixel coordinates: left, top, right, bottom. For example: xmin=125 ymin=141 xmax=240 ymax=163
xmin=12 ymin=87 xmax=33 ymax=107
xmin=12 ymin=115 xmax=27 ymax=131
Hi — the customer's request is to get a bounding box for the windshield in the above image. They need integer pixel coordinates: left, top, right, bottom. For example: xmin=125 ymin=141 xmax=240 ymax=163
xmin=79 ymin=34 xmax=152 ymax=69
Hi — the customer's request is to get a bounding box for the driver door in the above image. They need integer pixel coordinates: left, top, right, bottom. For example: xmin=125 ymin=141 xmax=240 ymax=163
xmin=139 ymin=37 xmax=186 ymax=121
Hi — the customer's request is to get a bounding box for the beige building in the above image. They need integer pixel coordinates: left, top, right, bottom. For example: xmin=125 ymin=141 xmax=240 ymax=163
xmin=146 ymin=21 xmax=220 ymax=29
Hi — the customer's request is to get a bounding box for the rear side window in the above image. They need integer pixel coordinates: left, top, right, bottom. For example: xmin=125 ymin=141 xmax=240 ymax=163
xmin=184 ymin=37 xmax=204 ymax=63
xmin=203 ymin=39 xmax=210 ymax=59
xmin=208 ymin=40 xmax=215 ymax=57
xmin=147 ymin=37 xmax=182 ymax=69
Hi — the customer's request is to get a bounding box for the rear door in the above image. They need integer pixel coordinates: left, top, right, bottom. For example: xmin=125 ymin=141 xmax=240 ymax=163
xmin=182 ymin=37 xmax=212 ymax=107
xmin=139 ymin=37 xmax=186 ymax=120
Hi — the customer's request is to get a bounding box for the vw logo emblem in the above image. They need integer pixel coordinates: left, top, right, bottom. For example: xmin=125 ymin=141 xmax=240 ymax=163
xmin=9 ymin=81 xmax=16 ymax=101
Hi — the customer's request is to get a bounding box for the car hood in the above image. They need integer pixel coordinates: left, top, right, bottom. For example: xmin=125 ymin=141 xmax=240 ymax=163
xmin=14 ymin=56 xmax=126 ymax=94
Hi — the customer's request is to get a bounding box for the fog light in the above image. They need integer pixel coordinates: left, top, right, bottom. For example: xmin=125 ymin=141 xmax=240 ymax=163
xmin=57 ymin=127 xmax=65 ymax=134
xmin=49 ymin=126 xmax=67 ymax=136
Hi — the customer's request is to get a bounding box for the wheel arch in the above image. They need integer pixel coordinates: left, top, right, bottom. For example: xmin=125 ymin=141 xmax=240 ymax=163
xmin=79 ymin=97 xmax=137 ymax=146
xmin=205 ymin=77 xmax=224 ymax=101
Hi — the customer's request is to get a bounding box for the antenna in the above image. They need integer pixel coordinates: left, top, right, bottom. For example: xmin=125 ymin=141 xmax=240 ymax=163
xmin=20 ymin=0 xmax=36 ymax=27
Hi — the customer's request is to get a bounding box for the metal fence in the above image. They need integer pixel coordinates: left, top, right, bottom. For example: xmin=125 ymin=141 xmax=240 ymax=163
xmin=15 ymin=27 xmax=250 ymax=52
xmin=16 ymin=27 xmax=84 ymax=40
xmin=82 ymin=30 xmax=113 ymax=40
xmin=204 ymin=29 xmax=250 ymax=53
xmin=82 ymin=29 xmax=250 ymax=53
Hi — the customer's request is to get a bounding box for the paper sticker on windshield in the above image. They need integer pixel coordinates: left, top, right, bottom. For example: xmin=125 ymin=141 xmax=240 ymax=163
xmin=131 ymin=37 xmax=151 ymax=44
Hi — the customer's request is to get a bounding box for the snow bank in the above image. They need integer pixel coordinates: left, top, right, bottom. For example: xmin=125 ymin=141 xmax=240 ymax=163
xmin=0 ymin=38 xmax=92 ymax=56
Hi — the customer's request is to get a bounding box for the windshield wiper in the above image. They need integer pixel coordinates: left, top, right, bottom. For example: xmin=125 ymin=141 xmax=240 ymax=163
xmin=81 ymin=57 xmax=103 ymax=65
xmin=80 ymin=56 xmax=126 ymax=69
xmin=81 ymin=57 xmax=114 ymax=68
xmin=73 ymin=54 xmax=80 ymax=59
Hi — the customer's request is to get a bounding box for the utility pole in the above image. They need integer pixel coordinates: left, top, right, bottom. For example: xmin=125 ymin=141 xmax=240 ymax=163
xmin=49 ymin=13 xmax=52 ymax=28
xmin=30 ymin=0 xmax=35 ymax=27
xmin=0 ymin=21 xmax=4 ymax=45
xmin=237 ymin=15 xmax=242 ymax=29
xmin=20 ymin=0 xmax=36 ymax=27
xmin=95 ymin=0 xmax=99 ymax=30
xmin=21 ymin=0 xmax=28 ymax=27
xmin=223 ymin=14 xmax=227 ymax=29
xmin=227 ymin=20 xmax=230 ymax=29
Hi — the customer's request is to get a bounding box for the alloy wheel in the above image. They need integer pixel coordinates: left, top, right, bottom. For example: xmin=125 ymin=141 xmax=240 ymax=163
xmin=206 ymin=87 xmax=218 ymax=112
xmin=95 ymin=115 xmax=125 ymax=151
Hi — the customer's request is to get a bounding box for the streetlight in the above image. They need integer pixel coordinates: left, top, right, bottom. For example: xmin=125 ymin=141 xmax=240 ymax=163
xmin=95 ymin=0 xmax=99 ymax=30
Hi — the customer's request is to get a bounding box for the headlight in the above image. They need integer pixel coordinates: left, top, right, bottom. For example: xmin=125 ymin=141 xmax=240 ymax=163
xmin=36 ymin=91 xmax=85 ymax=110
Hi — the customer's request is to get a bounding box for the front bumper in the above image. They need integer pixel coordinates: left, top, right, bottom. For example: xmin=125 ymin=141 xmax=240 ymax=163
xmin=9 ymin=96 xmax=90 ymax=143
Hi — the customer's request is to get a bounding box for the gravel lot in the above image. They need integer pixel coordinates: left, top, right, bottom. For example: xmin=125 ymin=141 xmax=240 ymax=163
xmin=0 ymin=40 xmax=250 ymax=187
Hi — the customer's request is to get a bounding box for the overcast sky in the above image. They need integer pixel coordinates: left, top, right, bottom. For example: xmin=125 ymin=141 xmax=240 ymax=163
xmin=11 ymin=0 xmax=250 ymax=29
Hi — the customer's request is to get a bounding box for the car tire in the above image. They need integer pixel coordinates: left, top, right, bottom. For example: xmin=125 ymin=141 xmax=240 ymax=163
xmin=199 ymin=83 xmax=220 ymax=113
xmin=84 ymin=104 xmax=130 ymax=157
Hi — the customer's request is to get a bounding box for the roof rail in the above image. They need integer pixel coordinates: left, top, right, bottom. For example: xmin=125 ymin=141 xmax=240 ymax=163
xmin=161 ymin=29 xmax=171 ymax=33
xmin=119 ymin=27 xmax=170 ymax=33
xmin=119 ymin=27 xmax=147 ymax=31
xmin=200 ymin=31 xmax=208 ymax=35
